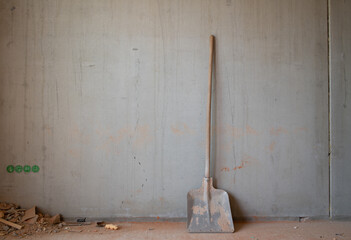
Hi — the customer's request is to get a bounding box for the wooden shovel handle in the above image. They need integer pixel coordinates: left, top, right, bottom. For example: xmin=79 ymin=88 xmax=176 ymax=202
xmin=205 ymin=35 xmax=214 ymax=178
xmin=0 ymin=218 xmax=23 ymax=230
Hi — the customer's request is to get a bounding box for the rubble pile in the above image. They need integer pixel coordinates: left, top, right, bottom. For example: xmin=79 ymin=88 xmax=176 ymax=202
xmin=0 ymin=202 xmax=62 ymax=237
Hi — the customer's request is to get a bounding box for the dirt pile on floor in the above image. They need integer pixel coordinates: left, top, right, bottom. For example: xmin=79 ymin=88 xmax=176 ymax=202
xmin=0 ymin=202 xmax=63 ymax=237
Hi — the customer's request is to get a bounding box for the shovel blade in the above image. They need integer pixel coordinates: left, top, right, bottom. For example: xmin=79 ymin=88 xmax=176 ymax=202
xmin=187 ymin=178 xmax=234 ymax=233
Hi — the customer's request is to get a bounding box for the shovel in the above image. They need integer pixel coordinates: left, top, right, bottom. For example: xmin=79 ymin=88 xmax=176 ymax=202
xmin=187 ymin=35 xmax=234 ymax=233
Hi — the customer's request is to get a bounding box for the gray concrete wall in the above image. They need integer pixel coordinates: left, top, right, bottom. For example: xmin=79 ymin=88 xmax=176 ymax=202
xmin=330 ymin=0 xmax=351 ymax=219
xmin=0 ymin=0 xmax=330 ymax=219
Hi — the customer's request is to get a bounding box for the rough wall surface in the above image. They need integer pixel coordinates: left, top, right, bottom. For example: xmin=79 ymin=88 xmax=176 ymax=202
xmin=330 ymin=0 xmax=351 ymax=219
xmin=0 ymin=0 xmax=329 ymax=218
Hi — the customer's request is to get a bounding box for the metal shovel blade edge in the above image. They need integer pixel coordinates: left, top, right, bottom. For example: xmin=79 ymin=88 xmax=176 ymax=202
xmin=187 ymin=178 xmax=234 ymax=233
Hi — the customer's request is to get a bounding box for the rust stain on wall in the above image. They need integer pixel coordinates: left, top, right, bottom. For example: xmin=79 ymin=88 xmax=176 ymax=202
xmin=270 ymin=127 xmax=288 ymax=136
xmin=230 ymin=126 xmax=245 ymax=138
xmin=221 ymin=167 xmax=230 ymax=172
xmin=133 ymin=125 xmax=152 ymax=148
xmin=221 ymin=154 xmax=257 ymax=172
xmin=170 ymin=122 xmax=194 ymax=136
xmin=233 ymin=160 xmax=250 ymax=171
xmin=246 ymin=125 xmax=259 ymax=135
xmin=68 ymin=149 xmax=80 ymax=158
xmin=226 ymin=125 xmax=260 ymax=138
xmin=96 ymin=125 xmax=152 ymax=153
xmin=71 ymin=124 xmax=91 ymax=144
xmin=294 ymin=127 xmax=308 ymax=133
xmin=265 ymin=141 xmax=276 ymax=152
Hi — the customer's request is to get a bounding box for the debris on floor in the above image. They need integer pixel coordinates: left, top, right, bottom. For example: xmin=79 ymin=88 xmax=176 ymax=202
xmin=105 ymin=224 xmax=118 ymax=230
xmin=67 ymin=229 xmax=83 ymax=233
xmin=0 ymin=217 xmax=22 ymax=230
xmin=64 ymin=221 xmax=91 ymax=226
xmin=76 ymin=217 xmax=86 ymax=223
xmin=0 ymin=202 xmax=63 ymax=237
xmin=22 ymin=206 xmax=36 ymax=222
xmin=96 ymin=221 xmax=106 ymax=227
xmin=49 ymin=214 xmax=62 ymax=225
xmin=299 ymin=217 xmax=311 ymax=222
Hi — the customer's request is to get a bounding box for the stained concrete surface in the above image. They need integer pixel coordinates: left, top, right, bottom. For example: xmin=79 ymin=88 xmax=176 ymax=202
xmin=0 ymin=0 xmax=333 ymax=219
xmin=3 ymin=221 xmax=351 ymax=240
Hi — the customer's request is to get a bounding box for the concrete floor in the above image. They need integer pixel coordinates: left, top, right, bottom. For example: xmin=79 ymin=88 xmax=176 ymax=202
xmin=2 ymin=221 xmax=350 ymax=240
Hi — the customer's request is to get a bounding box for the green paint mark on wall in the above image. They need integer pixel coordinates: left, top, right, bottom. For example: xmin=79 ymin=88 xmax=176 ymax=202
xmin=15 ymin=165 xmax=22 ymax=173
xmin=6 ymin=164 xmax=39 ymax=173
xmin=6 ymin=165 xmax=14 ymax=173
xmin=24 ymin=165 xmax=31 ymax=173
xmin=32 ymin=165 xmax=40 ymax=173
